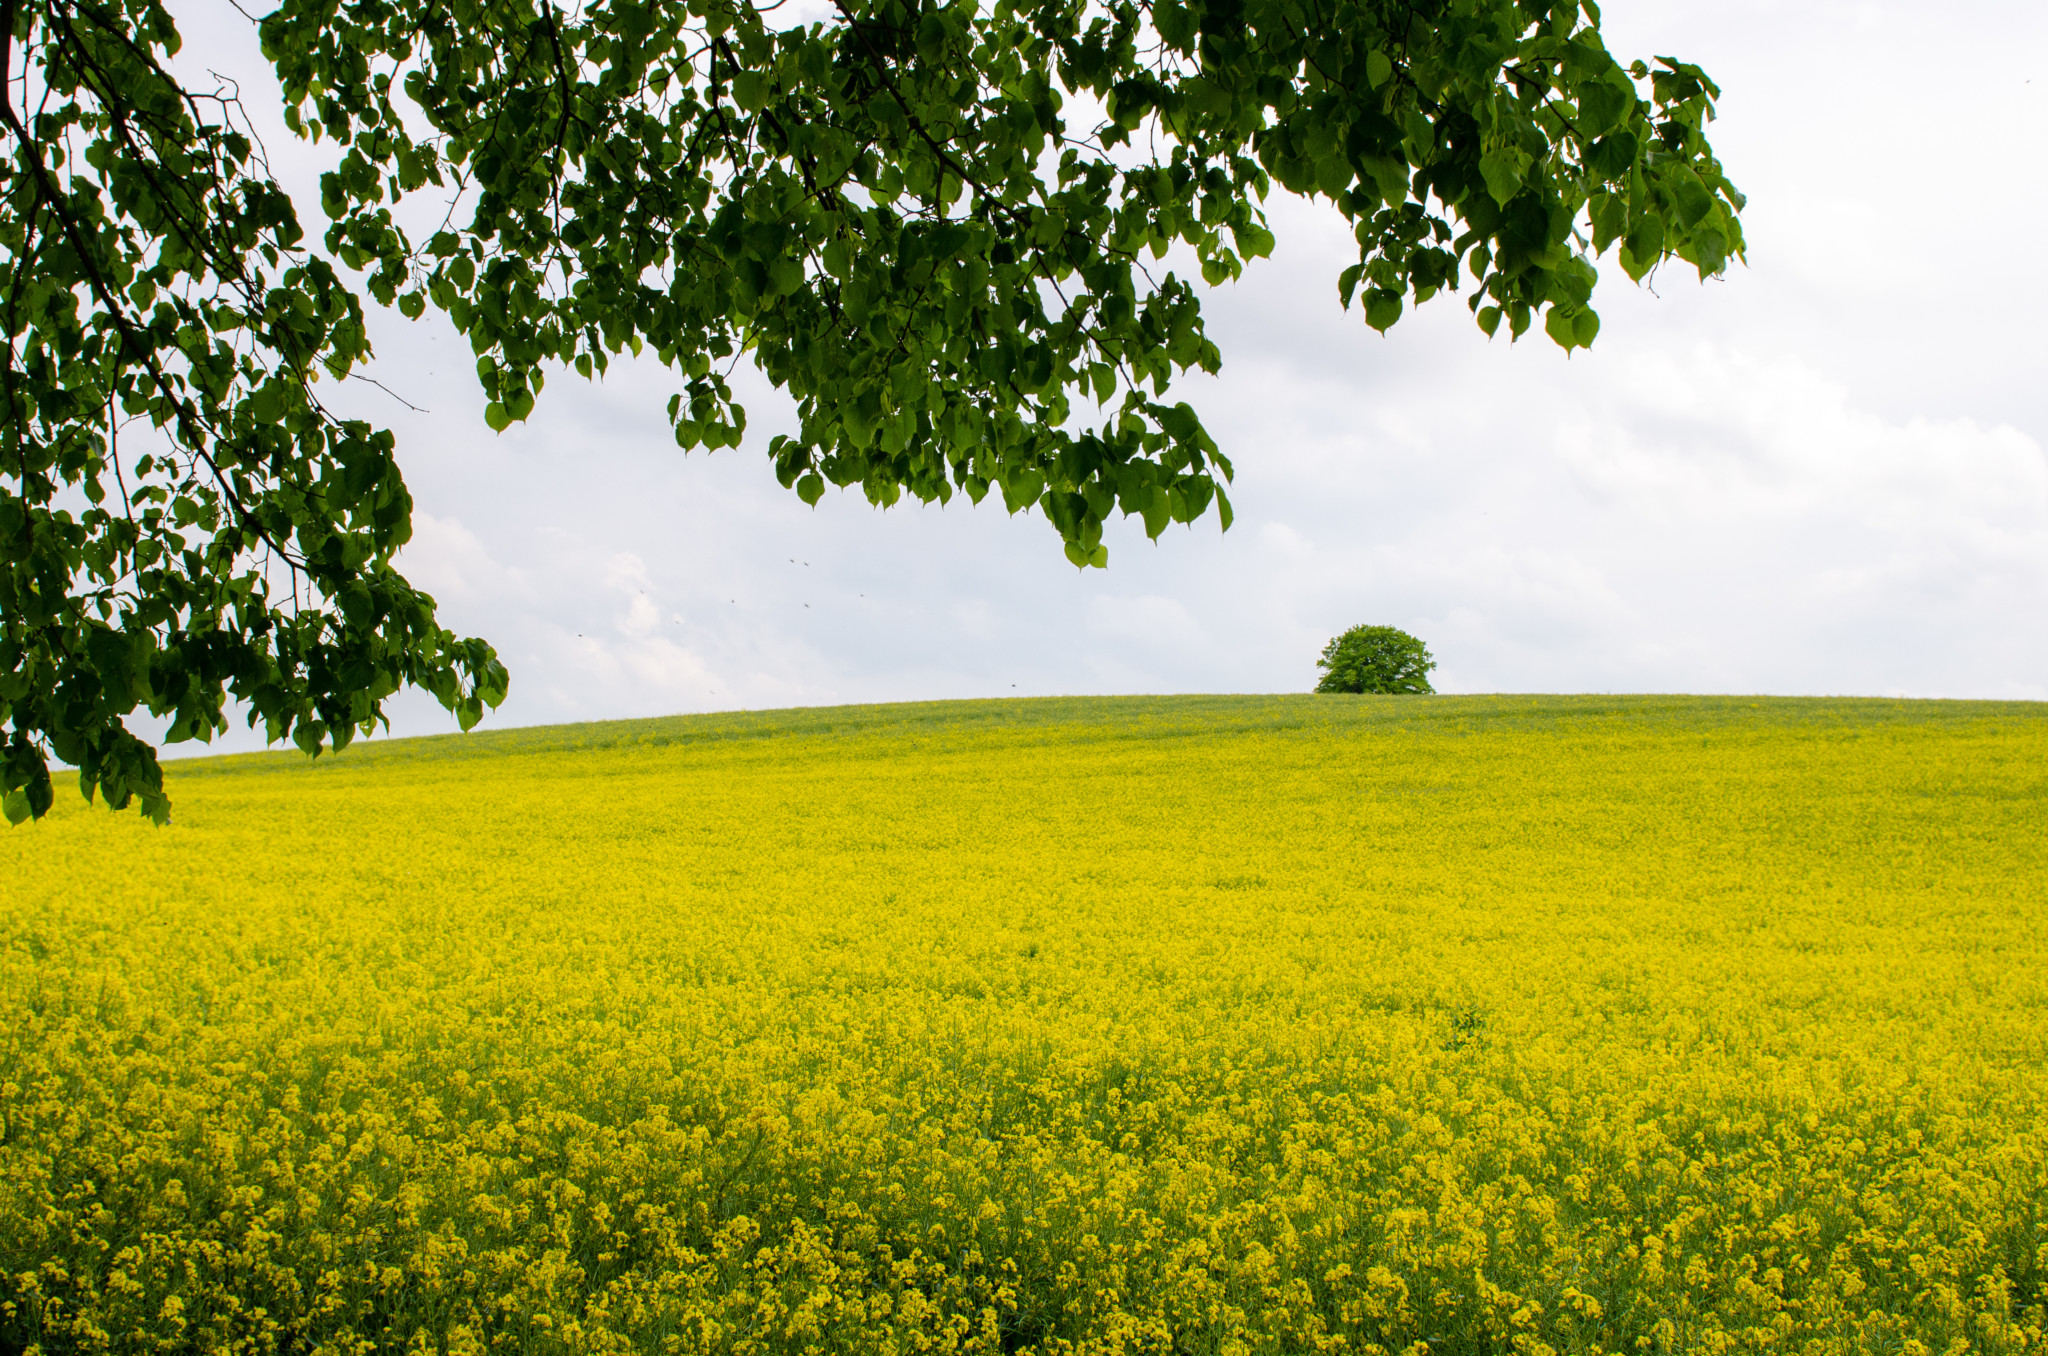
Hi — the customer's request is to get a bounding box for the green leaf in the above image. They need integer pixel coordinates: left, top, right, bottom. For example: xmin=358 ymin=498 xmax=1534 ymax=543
xmin=1233 ymin=222 xmax=1276 ymax=259
xmin=483 ymin=402 xmax=512 ymax=432
xmin=1001 ymin=467 xmax=1045 ymax=515
xmin=1545 ymin=303 xmax=1588 ymax=350
xmin=1589 ymin=192 xmax=1628 ymax=254
xmin=1367 ymin=50 xmax=1393 ymax=89
xmin=1315 ymin=155 xmax=1353 ymax=199
xmin=1575 ymin=79 xmax=1630 ymax=138
xmin=731 ymin=71 xmax=767 ymax=113
xmin=797 ymin=472 xmax=825 ymax=505
xmin=1082 ymin=480 xmax=1115 ymax=520
xmin=1621 ymin=214 xmax=1666 ymax=280
xmin=1557 ymin=254 xmax=1598 ymax=307
xmin=1160 ymin=402 xmax=1200 ymax=442
xmin=916 ymin=11 xmax=948 ymax=61
xmin=1690 ymin=224 xmax=1729 ymax=277
xmin=1674 ymin=175 xmax=1715 ymax=228
xmin=2 ymin=787 xmax=29 ymax=826
xmin=1401 ymin=109 xmax=1434 ymax=154
xmin=1364 ymin=288 xmax=1403 ymax=334
xmin=1139 ymin=484 xmax=1171 ymax=539
xmin=1586 ymin=131 xmax=1637 ymax=179
xmin=1156 ymin=0 xmax=1195 ymax=49
xmin=1479 ymin=146 xmax=1527 ymax=205
xmin=248 ymin=381 xmax=285 ymax=424
xmin=768 ymin=255 xmax=805 ymax=297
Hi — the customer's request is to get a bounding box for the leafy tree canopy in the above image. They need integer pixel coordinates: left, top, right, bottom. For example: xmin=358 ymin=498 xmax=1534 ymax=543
xmin=0 ymin=0 xmax=1741 ymax=822
xmin=1315 ymin=623 xmax=1434 ymax=694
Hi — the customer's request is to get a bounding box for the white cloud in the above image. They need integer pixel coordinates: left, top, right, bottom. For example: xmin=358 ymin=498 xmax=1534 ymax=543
xmin=950 ymin=599 xmax=996 ymax=641
xmin=604 ymin=554 xmax=668 ymax=636
xmin=1257 ymin=523 xmax=1312 ymax=561
xmin=396 ymin=513 xmax=530 ymax=608
xmin=1087 ymin=595 xmax=1205 ymax=650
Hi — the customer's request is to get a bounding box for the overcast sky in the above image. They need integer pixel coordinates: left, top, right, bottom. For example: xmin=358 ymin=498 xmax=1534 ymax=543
xmin=164 ymin=0 xmax=2047 ymax=753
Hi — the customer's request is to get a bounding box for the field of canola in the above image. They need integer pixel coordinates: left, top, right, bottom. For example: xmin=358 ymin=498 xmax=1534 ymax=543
xmin=2 ymin=693 xmax=2046 ymax=1356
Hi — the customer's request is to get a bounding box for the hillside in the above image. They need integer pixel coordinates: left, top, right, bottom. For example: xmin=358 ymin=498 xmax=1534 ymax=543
xmin=4 ymin=695 xmax=2045 ymax=1353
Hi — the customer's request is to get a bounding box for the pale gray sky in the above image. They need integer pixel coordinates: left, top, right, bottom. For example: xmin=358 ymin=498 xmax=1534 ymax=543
xmin=165 ymin=0 xmax=2047 ymax=753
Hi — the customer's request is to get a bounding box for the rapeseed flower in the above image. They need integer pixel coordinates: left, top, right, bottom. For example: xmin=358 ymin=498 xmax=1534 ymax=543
xmin=1 ymin=695 xmax=2042 ymax=1353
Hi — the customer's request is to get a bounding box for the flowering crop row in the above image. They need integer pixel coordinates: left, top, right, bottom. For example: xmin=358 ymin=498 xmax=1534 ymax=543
xmin=2 ymin=695 xmax=2043 ymax=1354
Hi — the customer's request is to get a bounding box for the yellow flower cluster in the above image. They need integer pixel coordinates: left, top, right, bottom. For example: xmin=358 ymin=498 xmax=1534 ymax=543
xmin=2 ymin=695 xmax=2043 ymax=1355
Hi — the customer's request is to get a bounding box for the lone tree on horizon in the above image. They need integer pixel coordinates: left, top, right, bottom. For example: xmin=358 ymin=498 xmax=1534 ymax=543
xmin=0 ymin=0 xmax=1743 ymax=822
xmin=1316 ymin=624 xmax=1436 ymax=694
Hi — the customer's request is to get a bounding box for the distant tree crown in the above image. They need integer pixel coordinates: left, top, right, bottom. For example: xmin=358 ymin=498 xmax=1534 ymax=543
xmin=1316 ymin=625 xmax=1436 ymax=694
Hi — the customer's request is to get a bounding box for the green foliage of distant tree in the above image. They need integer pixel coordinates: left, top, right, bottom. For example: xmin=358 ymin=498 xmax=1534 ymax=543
xmin=1316 ymin=624 xmax=1435 ymax=694
xmin=0 ymin=0 xmax=1740 ymax=822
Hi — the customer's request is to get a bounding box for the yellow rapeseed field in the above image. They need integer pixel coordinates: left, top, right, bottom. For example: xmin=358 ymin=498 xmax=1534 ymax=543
xmin=2 ymin=694 xmax=2044 ymax=1356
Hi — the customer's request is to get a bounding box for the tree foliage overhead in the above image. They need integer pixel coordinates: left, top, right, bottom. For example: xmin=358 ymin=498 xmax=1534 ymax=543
xmin=0 ymin=0 xmax=1741 ymax=823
